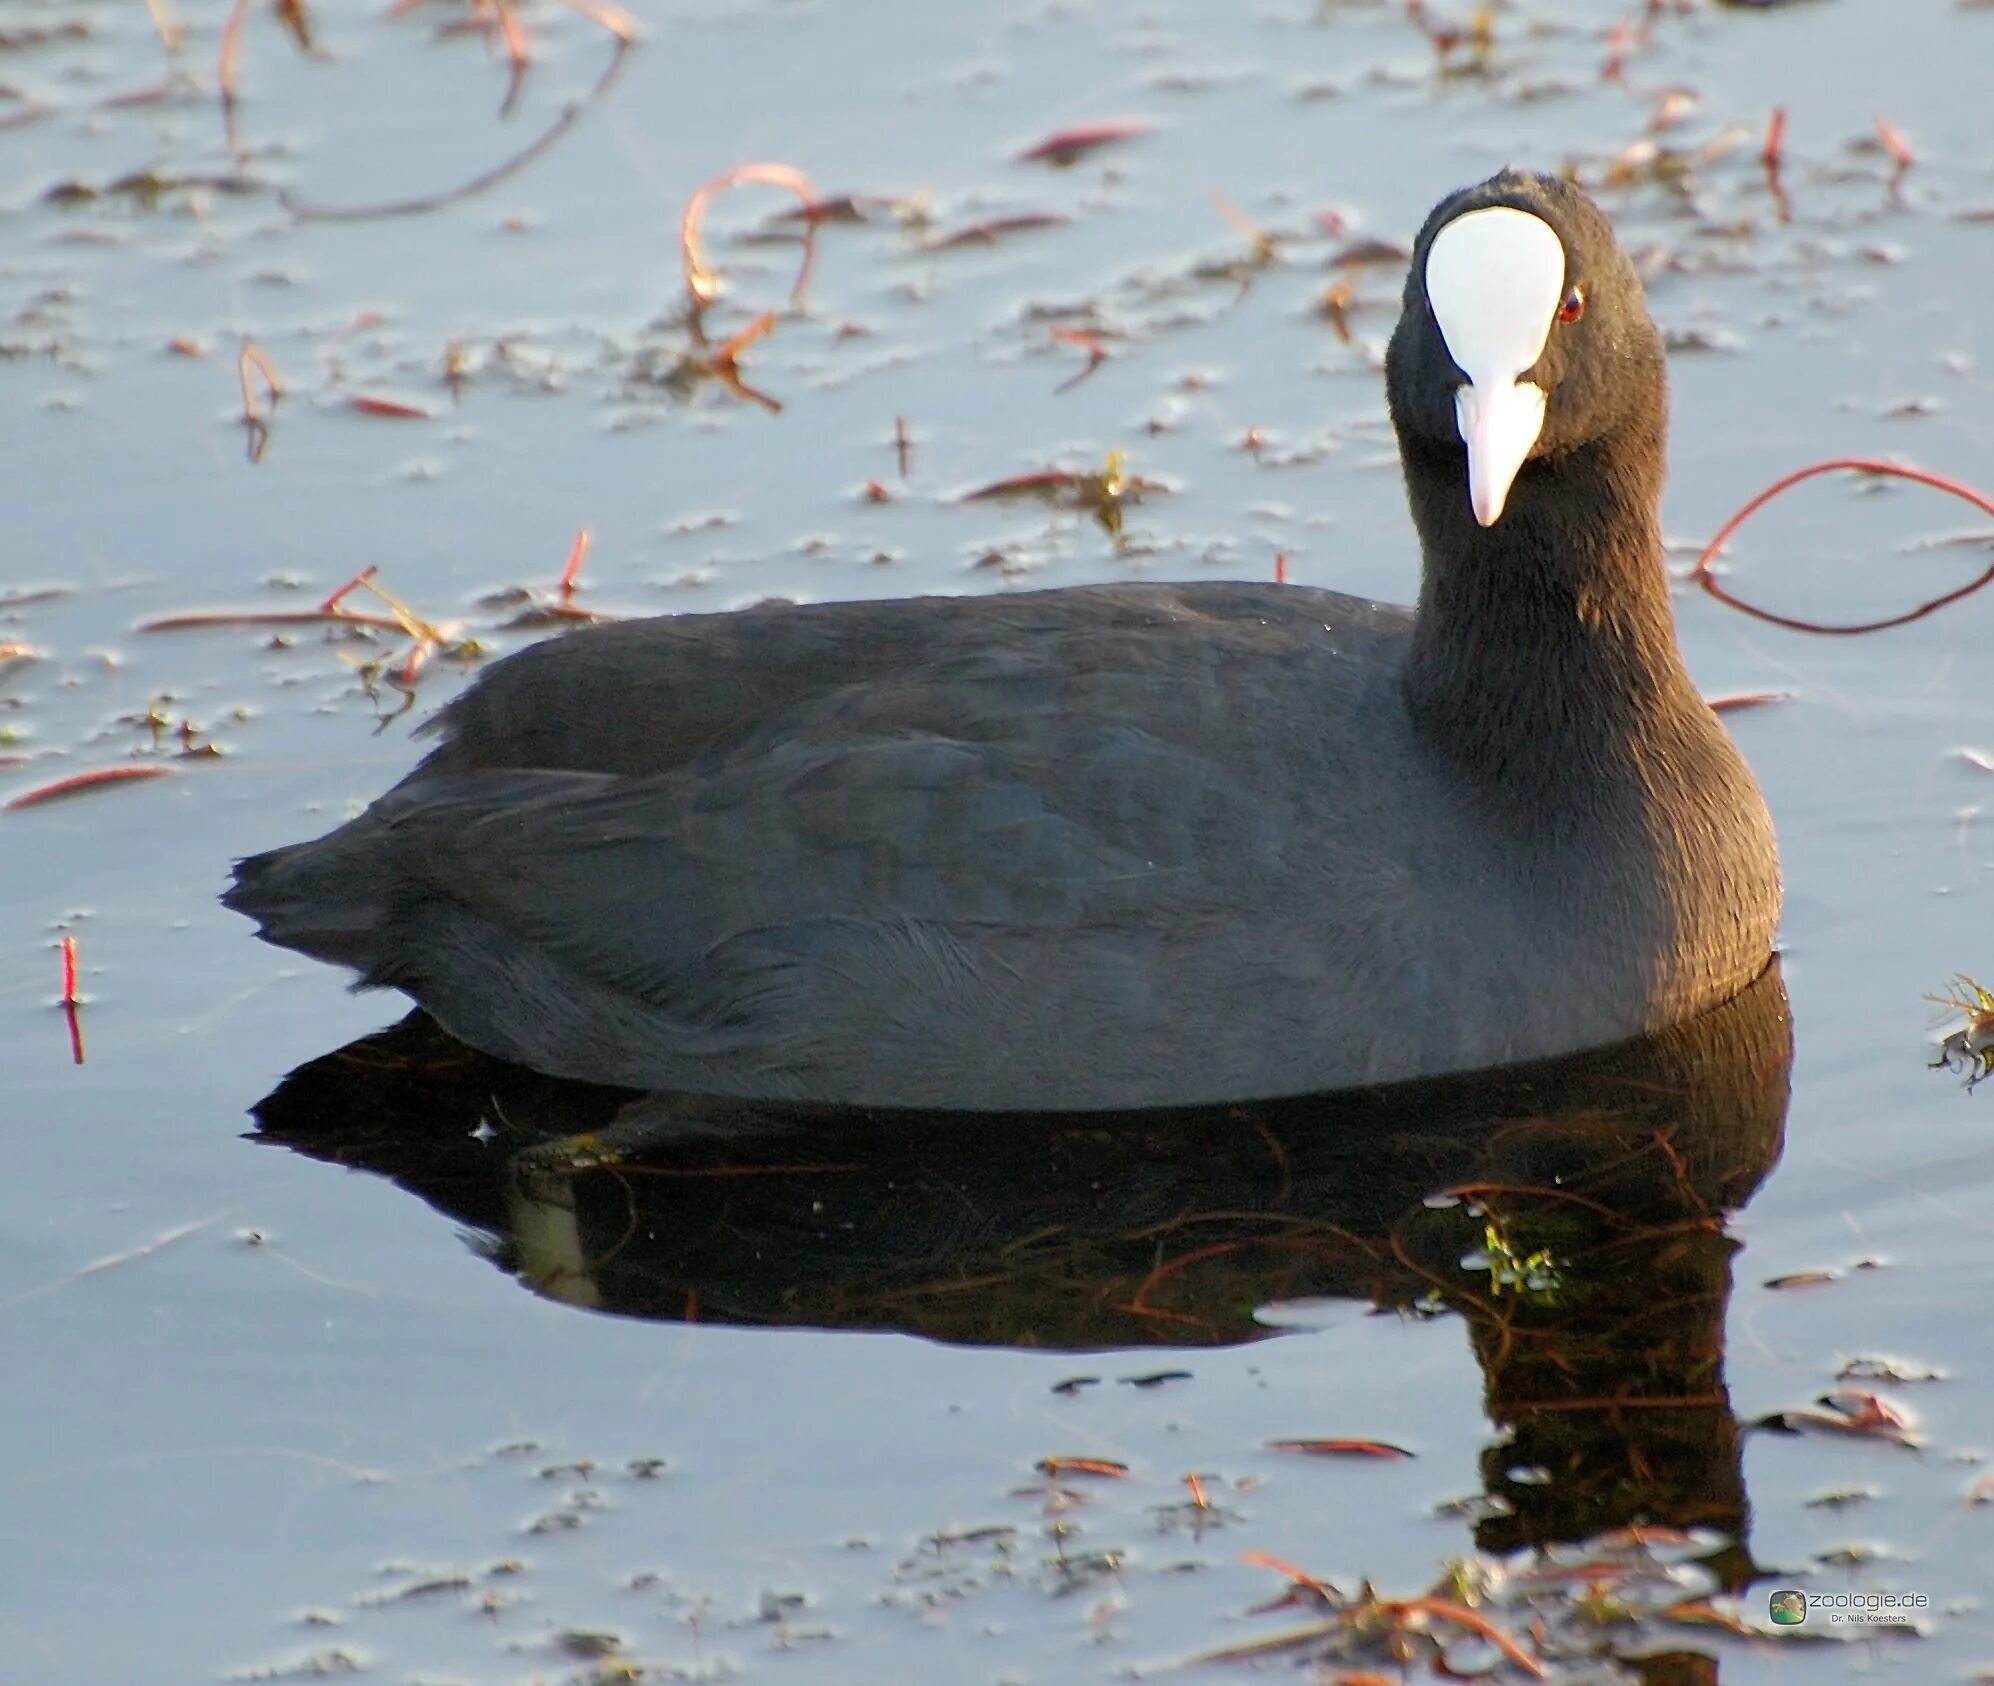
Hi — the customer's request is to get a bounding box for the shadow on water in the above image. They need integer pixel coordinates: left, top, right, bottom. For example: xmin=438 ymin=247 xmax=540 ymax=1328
xmin=253 ymin=961 xmax=1792 ymax=1598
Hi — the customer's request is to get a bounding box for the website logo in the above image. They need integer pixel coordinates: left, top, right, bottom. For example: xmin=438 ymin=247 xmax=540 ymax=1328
xmin=1770 ymin=1588 xmax=1927 ymax=1629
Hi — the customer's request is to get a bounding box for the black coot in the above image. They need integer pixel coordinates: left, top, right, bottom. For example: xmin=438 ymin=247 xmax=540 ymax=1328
xmin=226 ymin=171 xmax=1781 ymax=1110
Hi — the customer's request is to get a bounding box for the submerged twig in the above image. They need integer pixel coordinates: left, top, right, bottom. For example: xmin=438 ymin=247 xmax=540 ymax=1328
xmin=701 ymin=311 xmax=783 ymax=413
xmin=283 ymin=20 xmax=633 ymax=221
xmin=2 ymin=1217 xmax=225 ymax=1308
xmin=491 ymin=0 xmax=531 ymax=114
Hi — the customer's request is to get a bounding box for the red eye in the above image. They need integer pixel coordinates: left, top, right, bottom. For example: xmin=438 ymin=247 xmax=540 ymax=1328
xmin=1557 ymin=285 xmax=1585 ymax=325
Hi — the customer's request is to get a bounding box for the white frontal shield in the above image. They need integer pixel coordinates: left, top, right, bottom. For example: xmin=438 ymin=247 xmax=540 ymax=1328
xmin=1424 ymin=207 xmax=1566 ymax=526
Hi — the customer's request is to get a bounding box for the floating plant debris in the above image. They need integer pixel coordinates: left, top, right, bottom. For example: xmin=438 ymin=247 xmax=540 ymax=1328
xmin=1266 ymin=1438 xmax=1415 ymax=1459
xmin=1017 ymin=118 xmax=1151 ymax=166
xmin=1927 ymin=973 xmax=1994 ymax=1089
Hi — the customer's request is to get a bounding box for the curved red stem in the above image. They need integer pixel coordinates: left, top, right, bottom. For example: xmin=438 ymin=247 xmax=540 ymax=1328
xmin=1689 ymin=457 xmax=1994 ymax=636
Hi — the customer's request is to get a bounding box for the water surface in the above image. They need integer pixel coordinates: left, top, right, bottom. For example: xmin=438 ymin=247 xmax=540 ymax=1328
xmin=6 ymin=0 xmax=1994 ymax=1678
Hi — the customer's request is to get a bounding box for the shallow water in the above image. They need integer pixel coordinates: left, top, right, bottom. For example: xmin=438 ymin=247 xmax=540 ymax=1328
xmin=6 ymin=0 xmax=1994 ymax=1679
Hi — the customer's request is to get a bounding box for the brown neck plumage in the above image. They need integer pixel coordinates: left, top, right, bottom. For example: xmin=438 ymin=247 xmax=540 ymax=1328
xmin=1397 ymin=411 xmax=1699 ymax=798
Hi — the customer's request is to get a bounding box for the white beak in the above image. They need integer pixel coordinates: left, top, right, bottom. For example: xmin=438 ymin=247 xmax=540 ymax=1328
xmin=1423 ymin=206 xmax=1566 ymax=528
xmin=1455 ymin=379 xmax=1547 ymax=527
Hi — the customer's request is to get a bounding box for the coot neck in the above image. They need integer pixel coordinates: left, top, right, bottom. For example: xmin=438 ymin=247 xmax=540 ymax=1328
xmin=1398 ymin=425 xmax=1700 ymax=794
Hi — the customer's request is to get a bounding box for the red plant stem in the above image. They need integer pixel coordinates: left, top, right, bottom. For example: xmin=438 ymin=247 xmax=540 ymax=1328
xmin=1038 ymin=1457 xmax=1128 ymax=1479
xmin=60 ymin=935 xmax=79 ymax=1006
xmin=1379 ymin=1596 xmax=1546 ymax=1678
xmin=349 ymin=395 xmax=431 ymax=419
xmin=492 ymin=0 xmax=530 ymax=73
xmin=1760 ymin=105 xmax=1786 ymax=168
xmin=6 ymin=765 xmax=176 ymax=811
xmin=1267 ymin=1438 xmax=1413 ymax=1458
xmin=1241 ymin=1550 xmax=1338 ymax=1604
xmin=237 ymin=341 xmax=282 ymax=422
xmin=563 ymin=0 xmax=636 ymax=39
xmin=1706 ymin=689 xmax=1792 ymax=714
xmin=680 ymin=163 xmax=820 ymax=311
xmin=1875 ymin=115 xmax=1915 ymax=172
xmin=393 ymin=638 xmax=434 ymax=687
xmin=1689 ymin=458 xmax=1994 ymax=635
xmin=219 ymin=0 xmax=251 ymax=102
xmin=559 ymin=527 xmax=591 ymax=596
xmin=141 ymin=608 xmax=409 ymax=633
xmin=320 ymin=564 xmax=379 ymax=613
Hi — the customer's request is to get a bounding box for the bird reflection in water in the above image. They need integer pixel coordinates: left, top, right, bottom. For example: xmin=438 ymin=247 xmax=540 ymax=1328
xmin=250 ymin=959 xmax=1790 ymax=1598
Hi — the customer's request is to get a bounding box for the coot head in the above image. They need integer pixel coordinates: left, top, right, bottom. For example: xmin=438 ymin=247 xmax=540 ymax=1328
xmin=1386 ymin=170 xmax=1665 ymax=530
